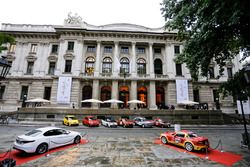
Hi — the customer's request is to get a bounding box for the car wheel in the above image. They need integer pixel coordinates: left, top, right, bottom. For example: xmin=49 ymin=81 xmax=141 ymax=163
xmin=185 ymin=142 xmax=194 ymax=152
xmin=161 ymin=136 xmax=168 ymax=144
xmin=74 ymin=135 xmax=81 ymax=144
xmin=36 ymin=143 xmax=48 ymax=154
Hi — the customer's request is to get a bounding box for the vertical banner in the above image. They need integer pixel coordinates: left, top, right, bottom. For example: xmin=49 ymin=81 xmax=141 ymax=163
xmin=57 ymin=77 xmax=72 ymax=104
xmin=176 ymin=79 xmax=189 ymax=103
xmin=237 ymin=100 xmax=250 ymax=114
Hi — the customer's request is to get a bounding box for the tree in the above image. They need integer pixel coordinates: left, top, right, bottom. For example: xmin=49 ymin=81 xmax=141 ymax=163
xmin=161 ymin=0 xmax=250 ymax=80
xmin=0 ymin=32 xmax=15 ymax=53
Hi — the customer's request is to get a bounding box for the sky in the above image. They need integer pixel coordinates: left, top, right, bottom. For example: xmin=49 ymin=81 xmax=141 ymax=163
xmin=0 ymin=0 xmax=165 ymax=28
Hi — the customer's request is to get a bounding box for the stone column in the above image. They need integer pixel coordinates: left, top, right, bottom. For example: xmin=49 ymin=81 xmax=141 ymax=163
xmin=111 ymin=80 xmax=119 ymax=108
xmin=149 ymin=81 xmax=157 ymax=110
xmin=92 ymin=80 xmax=99 ymax=109
xmin=130 ymin=80 xmax=137 ymax=110
xmin=94 ymin=41 xmax=101 ymax=76
xmin=165 ymin=43 xmax=175 ymax=78
xmin=149 ymin=42 xmax=154 ymax=78
xmin=131 ymin=42 xmax=136 ymax=77
xmin=113 ymin=41 xmax=119 ymax=76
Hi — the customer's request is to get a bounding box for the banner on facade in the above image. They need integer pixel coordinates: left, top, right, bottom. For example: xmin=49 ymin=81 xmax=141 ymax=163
xmin=237 ymin=100 xmax=250 ymax=114
xmin=57 ymin=77 xmax=72 ymax=104
xmin=176 ymin=79 xmax=189 ymax=104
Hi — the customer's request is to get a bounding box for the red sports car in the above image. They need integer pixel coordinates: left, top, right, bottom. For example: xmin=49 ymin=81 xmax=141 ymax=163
xmin=154 ymin=118 xmax=171 ymax=128
xmin=117 ymin=118 xmax=134 ymax=128
xmin=160 ymin=130 xmax=209 ymax=152
xmin=82 ymin=116 xmax=100 ymax=127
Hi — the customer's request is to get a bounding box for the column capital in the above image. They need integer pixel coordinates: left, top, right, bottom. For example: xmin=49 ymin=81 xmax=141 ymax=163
xmin=148 ymin=42 xmax=154 ymax=46
xmin=96 ymin=40 xmax=101 ymax=44
xmin=132 ymin=41 xmax=136 ymax=46
xmin=114 ymin=41 xmax=119 ymax=45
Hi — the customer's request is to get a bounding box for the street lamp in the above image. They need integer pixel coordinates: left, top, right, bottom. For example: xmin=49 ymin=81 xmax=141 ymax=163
xmin=0 ymin=56 xmax=11 ymax=80
xmin=240 ymin=65 xmax=250 ymax=149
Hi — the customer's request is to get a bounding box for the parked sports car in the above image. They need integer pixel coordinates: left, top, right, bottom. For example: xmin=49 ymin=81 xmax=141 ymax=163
xmin=82 ymin=116 xmax=99 ymax=127
xmin=117 ymin=118 xmax=134 ymax=128
xmin=154 ymin=118 xmax=171 ymax=128
xmin=63 ymin=115 xmax=79 ymax=126
xmin=133 ymin=117 xmax=154 ymax=128
xmin=160 ymin=130 xmax=209 ymax=152
xmin=101 ymin=116 xmax=117 ymax=128
xmin=13 ymin=127 xmax=82 ymax=154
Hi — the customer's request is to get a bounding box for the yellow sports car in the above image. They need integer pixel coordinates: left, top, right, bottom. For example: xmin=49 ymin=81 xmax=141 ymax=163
xmin=63 ymin=115 xmax=79 ymax=126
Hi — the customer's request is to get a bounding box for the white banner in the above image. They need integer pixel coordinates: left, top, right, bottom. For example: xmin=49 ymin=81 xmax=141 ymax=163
xmin=57 ymin=77 xmax=72 ymax=104
xmin=176 ymin=79 xmax=189 ymax=104
xmin=237 ymin=100 xmax=250 ymax=114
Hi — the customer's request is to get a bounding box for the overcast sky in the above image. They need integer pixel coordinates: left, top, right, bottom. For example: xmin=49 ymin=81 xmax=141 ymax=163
xmin=0 ymin=0 xmax=165 ymax=28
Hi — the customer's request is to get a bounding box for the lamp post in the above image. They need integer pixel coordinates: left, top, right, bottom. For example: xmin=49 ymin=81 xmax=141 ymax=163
xmin=0 ymin=56 xmax=11 ymax=80
xmin=240 ymin=65 xmax=250 ymax=149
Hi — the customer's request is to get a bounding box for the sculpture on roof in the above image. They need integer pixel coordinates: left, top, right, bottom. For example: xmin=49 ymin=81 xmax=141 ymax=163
xmin=64 ymin=12 xmax=83 ymax=25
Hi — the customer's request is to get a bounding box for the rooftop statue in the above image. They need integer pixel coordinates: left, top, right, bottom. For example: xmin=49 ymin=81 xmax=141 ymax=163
xmin=64 ymin=12 xmax=83 ymax=25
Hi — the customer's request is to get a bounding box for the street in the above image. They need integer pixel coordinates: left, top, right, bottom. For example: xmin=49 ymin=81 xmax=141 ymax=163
xmin=0 ymin=124 xmax=250 ymax=166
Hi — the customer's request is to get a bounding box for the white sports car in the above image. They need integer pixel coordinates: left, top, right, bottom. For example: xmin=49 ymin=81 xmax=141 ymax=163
xmin=101 ymin=117 xmax=117 ymax=128
xmin=13 ymin=126 xmax=82 ymax=154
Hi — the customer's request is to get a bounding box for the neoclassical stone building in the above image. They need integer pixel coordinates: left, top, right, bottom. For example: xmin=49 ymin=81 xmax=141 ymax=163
xmin=0 ymin=16 xmax=242 ymax=113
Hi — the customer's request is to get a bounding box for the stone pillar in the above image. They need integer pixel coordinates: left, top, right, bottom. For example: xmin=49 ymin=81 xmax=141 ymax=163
xmin=130 ymin=81 xmax=137 ymax=110
xmin=111 ymin=80 xmax=119 ymax=108
xmin=92 ymin=80 xmax=99 ymax=109
xmin=165 ymin=43 xmax=175 ymax=78
xmin=149 ymin=42 xmax=154 ymax=78
xmin=94 ymin=41 xmax=101 ymax=76
xmin=131 ymin=42 xmax=136 ymax=76
xmin=149 ymin=81 xmax=157 ymax=110
xmin=113 ymin=41 xmax=119 ymax=76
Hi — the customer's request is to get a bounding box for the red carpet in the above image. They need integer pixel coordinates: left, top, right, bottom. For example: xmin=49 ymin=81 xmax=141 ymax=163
xmin=0 ymin=139 xmax=88 ymax=166
xmin=154 ymin=139 xmax=242 ymax=167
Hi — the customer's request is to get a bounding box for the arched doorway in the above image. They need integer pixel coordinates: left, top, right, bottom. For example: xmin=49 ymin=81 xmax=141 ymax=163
xmin=119 ymin=86 xmax=129 ymax=108
xmin=100 ymin=86 xmax=111 ymax=108
xmin=137 ymin=86 xmax=147 ymax=108
xmin=154 ymin=59 xmax=162 ymax=74
xmin=82 ymin=86 xmax=92 ymax=107
xmin=156 ymin=87 xmax=165 ymax=108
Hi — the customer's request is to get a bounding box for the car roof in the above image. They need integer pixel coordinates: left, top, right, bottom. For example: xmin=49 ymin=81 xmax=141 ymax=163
xmin=65 ymin=115 xmax=76 ymax=117
xmin=35 ymin=126 xmax=62 ymax=132
xmin=178 ymin=130 xmax=194 ymax=134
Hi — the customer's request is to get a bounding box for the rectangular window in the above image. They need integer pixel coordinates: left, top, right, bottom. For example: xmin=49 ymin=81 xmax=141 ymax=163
xmin=213 ymin=89 xmax=219 ymax=102
xmin=137 ymin=47 xmax=145 ymax=54
xmin=48 ymin=62 xmax=56 ymax=75
xmin=0 ymin=86 xmax=5 ymax=100
xmin=104 ymin=46 xmax=112 ymax=53
xmin=174 ymin=45 xmax=180 ymax=54
xmin=26 ymin=62 xmax=34 ymax=74
xmin=87 ymin=46 xmax=96 ymax=52
xmin=121 ymin=47 xmax=129 ymax=54
xmin=51 ymin=44 xmax=58 ymax=54
xmin=67 ymin=41 xmax=74 ymax=51
xmin=209 ymin=67 xmax=215 ymax=78
xmin=30 ymin=44 xmax=37 ymax=53
xmin=44 ymin=87 xmax=51 ymax=100
xmin=176 ymin=63 xmax=182 ymax=76
xmin=20 ymin=86 xmax=28 ymax=100
xmin=65 ymin=60 xmax=72 ymax=73
xmin=193 ymin=89 xmax=200 ymax=102
xmin=227 ymin=67 xmax=233 ymax=79
xmin=154 ymin=48 xmax=161 ymax=54
xmin=9 ymin=44 xmax=16 ymax=52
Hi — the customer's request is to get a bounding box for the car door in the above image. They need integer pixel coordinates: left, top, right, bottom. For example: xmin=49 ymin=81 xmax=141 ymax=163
xmin=174 ymin=133 xmax=185 ymax=146
xmin=83 ymin=117 xmax=88 ymax=125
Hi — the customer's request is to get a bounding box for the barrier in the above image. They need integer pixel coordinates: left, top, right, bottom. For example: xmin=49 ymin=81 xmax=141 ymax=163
xmin=174 ymin=124 xmax=181 ymax=132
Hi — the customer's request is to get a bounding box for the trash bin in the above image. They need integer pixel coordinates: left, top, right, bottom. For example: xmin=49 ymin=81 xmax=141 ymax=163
xmin=241 ymin=133 xmax=250 ymax=146
xmin=174 ymin=124 xmax=181 ymax=132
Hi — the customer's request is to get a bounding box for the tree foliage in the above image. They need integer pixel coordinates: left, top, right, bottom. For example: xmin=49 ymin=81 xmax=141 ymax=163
xmin=0 ymin=32 xmax=15 ymax=53
xmin=161 ymin=0 xmax=250 ymax=80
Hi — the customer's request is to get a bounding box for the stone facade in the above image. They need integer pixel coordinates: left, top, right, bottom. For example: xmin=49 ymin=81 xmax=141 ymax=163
xmin=0 ymin=19 xmax=242 ymax=113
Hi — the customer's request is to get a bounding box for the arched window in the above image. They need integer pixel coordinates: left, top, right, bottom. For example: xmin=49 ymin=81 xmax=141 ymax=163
xmin=154 ymin=59 xmax=162 ymax=74
xmin=100 ymin=86 xmax=111 ymax=107
xmin=85 ymin=57 xmax=95 ymax=74
xmin=82 ymin=86 xmax=92 ymax=107
xmin=137 ymin=86 xmax=147 ymax=108
xmin=120 ymin=57 xmax=130 ymax=73
xmin=102 ymin=57 xmax=112 ymax=73
xmin=156 ymin=87 xmax=165 ymax=108
xmin=119 ymin=86 xmax=129 ymax=108
xmin=137 ymin=58 xmax=146 ymax=74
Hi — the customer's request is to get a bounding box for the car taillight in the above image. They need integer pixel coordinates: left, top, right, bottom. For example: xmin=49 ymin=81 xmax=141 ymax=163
xmin=17 ymin=139 xmax=35 ymax=144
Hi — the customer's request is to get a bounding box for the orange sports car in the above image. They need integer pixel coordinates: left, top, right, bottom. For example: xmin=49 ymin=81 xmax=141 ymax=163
xmin=160 ymin=130 xmax=209 ymax=152
xmin=117 ymin=118 xmax=134 ymax=128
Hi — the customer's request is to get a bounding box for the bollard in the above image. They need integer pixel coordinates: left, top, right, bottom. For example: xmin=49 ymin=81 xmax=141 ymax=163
xmin=174 ymin=124 xmax=181 ymax=132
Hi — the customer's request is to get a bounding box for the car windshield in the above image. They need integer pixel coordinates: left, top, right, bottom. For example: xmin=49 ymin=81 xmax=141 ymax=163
xmin=188 ymin=133 xmax=198 ymax=138
xmin=25 ymin=130 xmax=42 ymax=137
xmin=157 ymin=119 xmax=163 ymax=122
xmin=89 ymin=117 xmax=96 ymax=120
xmin=68 ymin=117 xmax=77 ymax=120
